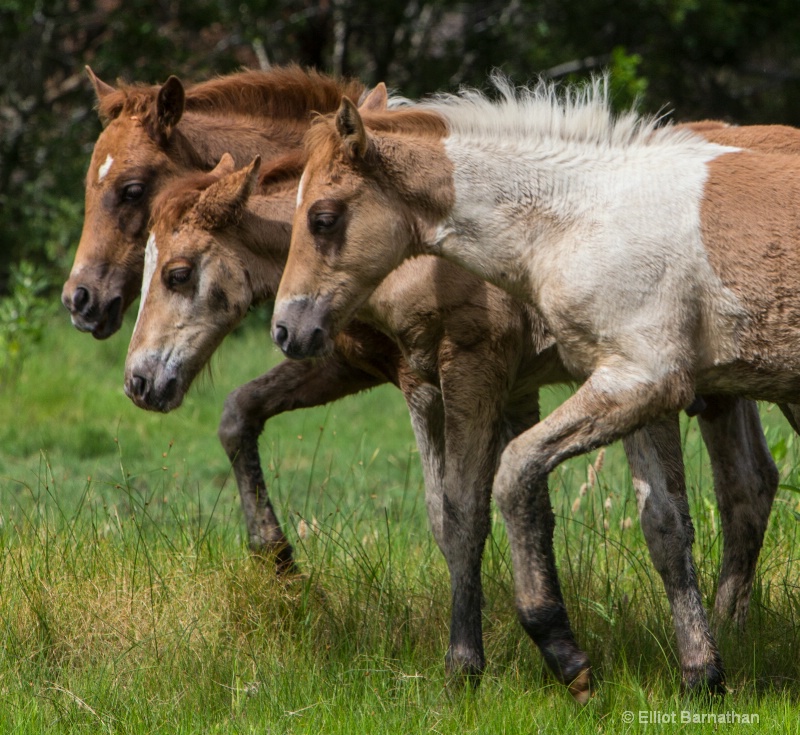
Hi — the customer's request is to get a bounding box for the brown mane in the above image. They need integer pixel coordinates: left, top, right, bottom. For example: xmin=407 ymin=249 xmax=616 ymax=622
xmin=150 ymin=151 xmax=306 ymax=231
xmin=98 ymin=64 xmax=365 ymax=124
xmin=304 ymin=107 xmax=448 ymax=161
xmin=259 ymin=150 xmax=306 ymax=193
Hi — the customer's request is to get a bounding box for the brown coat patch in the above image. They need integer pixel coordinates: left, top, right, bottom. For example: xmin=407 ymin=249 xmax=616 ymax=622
xmin=701 ymin=150 xmax=800 ymax=373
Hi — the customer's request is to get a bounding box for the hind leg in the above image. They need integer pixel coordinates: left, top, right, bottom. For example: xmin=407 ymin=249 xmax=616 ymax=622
xmin=698 ymin=396 xmax=778 ymax=629
xmin=623 ymin=417 xmax=724 ymax=694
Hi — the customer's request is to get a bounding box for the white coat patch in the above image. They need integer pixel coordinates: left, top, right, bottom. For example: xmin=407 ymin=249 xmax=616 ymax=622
xmin=98 ymin=154 xmax=114 ymax=183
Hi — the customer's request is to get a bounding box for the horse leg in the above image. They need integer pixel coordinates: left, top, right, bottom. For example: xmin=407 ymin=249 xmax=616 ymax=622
xmin=402 ymin=379 xmax=475 ymax=669
xmin=778 ymin=402 xmax=800 ymax=433
xmin=218 ymin=353 xmax=386 ymax=573
xmin=697 ymin=396 xmax=778 ymax=629
xmin=439 ymin=347 xmax=536 ymax=680
xmin=492 ymin=367 xmax=697 ymax=702
xmin=622 ymin=417 xmax=724 ymax=694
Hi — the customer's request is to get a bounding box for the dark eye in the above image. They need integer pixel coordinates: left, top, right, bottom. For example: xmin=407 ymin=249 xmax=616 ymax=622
xmin=310 ymin=211 xmax=340 ymax=234
xmin=122 ymin=183 xmax=145 ymax=202
xmin=166 ymin=266 xmax=192 ymax=289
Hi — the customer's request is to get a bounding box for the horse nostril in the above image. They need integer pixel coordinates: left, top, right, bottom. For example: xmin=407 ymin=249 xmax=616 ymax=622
xmin=73 ymin=286 xmax=90 ymax=313
xmin=309 ymin=327 xmax=327 ymax=354
xmin=273 ymin=323 xmax=289 ymax=348
xmin=130 ymin=374 xmax=148 ymax=399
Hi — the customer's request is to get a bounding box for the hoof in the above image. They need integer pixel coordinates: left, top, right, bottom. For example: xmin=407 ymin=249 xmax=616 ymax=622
xmin=682 ymin=663 xmax=726 ymax=697
xmin=566 ymin=665 xmax=593 ymax=704
xmin=445 ymin=648 xmax=485 ymax=687
xmin=250 ymin=541 xmax=298 ymax=576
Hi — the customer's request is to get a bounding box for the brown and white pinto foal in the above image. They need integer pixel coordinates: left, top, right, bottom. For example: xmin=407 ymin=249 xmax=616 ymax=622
xmin=127 ymin=141 xmax=777 ymax=699
xmin=274 ymin=77 xmax=800 ymax=693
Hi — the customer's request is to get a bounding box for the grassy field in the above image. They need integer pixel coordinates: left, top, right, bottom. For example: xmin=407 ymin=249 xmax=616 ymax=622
xmin=1 ymin=310 xmax=799 ymax=733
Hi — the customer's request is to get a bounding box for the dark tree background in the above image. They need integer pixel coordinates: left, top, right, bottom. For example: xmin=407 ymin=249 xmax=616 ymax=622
xmin=2 ymin=0 xmax=800 ymax=293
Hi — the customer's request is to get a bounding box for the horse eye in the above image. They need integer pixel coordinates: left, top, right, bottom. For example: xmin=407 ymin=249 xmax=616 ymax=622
xmin=122 ymin=183 xmax=145 ymax=202
xmin=166 ymin=266 xmax=192 ymax=288
xmin=310 ymin=211 xmax=340 ymax=234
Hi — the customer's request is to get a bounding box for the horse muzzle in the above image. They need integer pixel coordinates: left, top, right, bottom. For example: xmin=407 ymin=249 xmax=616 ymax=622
xmin=61 ymin=280 xmax=124 ymax=340
xmin=124 ymin=354 xmax=184 ymax=413
xmin=271 ymin=295 xmax=334 ymax=360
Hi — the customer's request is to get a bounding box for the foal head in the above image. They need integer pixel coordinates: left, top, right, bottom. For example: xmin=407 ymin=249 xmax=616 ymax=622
xmin=273 ymin=97 xmax=451 ymax=359
xmin=63 ymin=69 xmax=188 ymax=339
xmin=63 ymin=65 xmax=367 ymax=340
xmin=124 ymin=155 xmax=265 ymax=412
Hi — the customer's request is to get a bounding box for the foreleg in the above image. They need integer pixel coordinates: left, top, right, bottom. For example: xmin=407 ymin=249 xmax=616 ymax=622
xmin=218 ymin=353 xmax=386 ymax=572
xmin=493 ymin=365 xmax=695 ymax=702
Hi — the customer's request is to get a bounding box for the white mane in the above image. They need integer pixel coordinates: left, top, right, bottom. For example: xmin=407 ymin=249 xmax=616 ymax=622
xmin=418 ymin=74 xmax=695 ymax=150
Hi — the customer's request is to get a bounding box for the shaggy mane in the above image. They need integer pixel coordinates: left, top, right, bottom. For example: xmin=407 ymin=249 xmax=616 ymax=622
xmin=418 ymin=74 xmax=689 ymax=149
xmin=259 ymin=150 xmax=306 ymax=192
xmin=98 ymin=64 xmax=365 ymax=124
xmin=304 ymin=75 xmax=702 ymax=162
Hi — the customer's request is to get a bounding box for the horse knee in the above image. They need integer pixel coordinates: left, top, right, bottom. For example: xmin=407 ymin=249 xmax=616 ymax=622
xmin=494 ymin=441 xmax=545 ymax=517
xmin=218 ymin=387 xmax=250 ymax=458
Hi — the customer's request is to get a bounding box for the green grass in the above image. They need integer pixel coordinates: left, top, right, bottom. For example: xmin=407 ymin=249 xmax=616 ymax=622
xmin=1 ymin=311 xmax=799 ymax=733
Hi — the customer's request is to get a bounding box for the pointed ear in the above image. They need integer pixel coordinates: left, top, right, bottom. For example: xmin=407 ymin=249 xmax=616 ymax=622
xmin=358 ymin=82 xmax=388 ymax=113
xmin=193 ymin=156 xmax=261 ymax=228
xmin=208 ymin=152 xmax=237 ymax=178
xmin=87 ymin=66 xmax=121 ymax=125
xmin=336 ymin=97 xmax=369 ymax=161
xmin=86 ymin=66 xmax=115 ymax=101
xmin=152 ymin=75 xmax=185 ymax=143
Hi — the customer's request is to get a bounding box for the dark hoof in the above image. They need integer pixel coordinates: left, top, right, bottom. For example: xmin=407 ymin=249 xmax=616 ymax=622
xmin=445 ymin=648 xmax=485 ymax=687
xmin=250 ymin=541 xmax=298 ymax=576
xmin=682 ymin=663 xmax=727 ymax=697
xmin=541 ymin=643 xmax=592 ymax=702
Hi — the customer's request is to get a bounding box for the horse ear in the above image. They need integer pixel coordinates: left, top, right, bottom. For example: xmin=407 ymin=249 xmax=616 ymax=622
xmin=358 ymin=83 xmax=388 ymax=113
xmin=336 ymin=97 xmax=369 ymax=161
xmin=208 ymin=153 xmax=237 ymax=178
xmin=153 ymin=75 xmax=185 ymax=142
xmin=193 ymin=156 xmax=261 ymax=228
xmin=242 ymin=155 xmax=262 ymax=196
xmin=87 ymin=66 xmax=121 ymax=125
xmin=86 ymin=66 xmax=115 ymax=101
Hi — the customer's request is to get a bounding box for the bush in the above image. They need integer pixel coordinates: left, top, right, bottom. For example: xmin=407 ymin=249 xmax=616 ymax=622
xmin=0 ymin=260 xmax=54 ymax=387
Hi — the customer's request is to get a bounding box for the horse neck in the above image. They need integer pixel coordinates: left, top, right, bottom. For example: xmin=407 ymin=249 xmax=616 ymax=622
xmin=233 ymin=189 xmax=297 ymax=300
xmin=372 ymin=132 xmax=456 ymax=244
xmin=427 ymin=135 xmax=598 ymax=301
xmin=172 ymin=112 xmax=305 ymax=170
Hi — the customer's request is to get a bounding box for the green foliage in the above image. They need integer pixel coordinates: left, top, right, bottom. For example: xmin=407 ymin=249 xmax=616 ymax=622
xmin=0 ymin=261 xmax=54 ymax=387
xmin=609 ymin=47 xmax=649 ymax=110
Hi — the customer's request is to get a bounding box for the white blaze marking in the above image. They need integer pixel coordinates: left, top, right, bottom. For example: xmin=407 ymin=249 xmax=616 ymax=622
xmin=133 ymin=232 xmax=159 ymax=334
xmin=97 ymin=154 xmax=114 ymax=183
xmin=296 ymin=169 xmax=307 ymax=208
